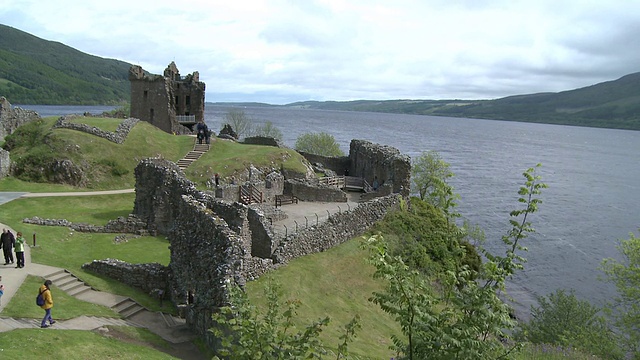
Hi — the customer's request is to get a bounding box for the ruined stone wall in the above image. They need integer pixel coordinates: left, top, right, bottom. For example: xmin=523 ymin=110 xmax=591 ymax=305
xmin=168 ymin=194 xmax=246 ymax=349
xmin=349 ymin=139 xmax=411 ymax=196
xmin=242 ymin=136 xmax=285 ymax=147
xmin=0 ymin=148 xmax=10 ymax=179
xmin=23 ymin=214 xmax=150 ymax=235
xmin=272 ymin=194 xmax=401 ymax=263
xmin=299 ymin=151 xmax=350 ymax=175
xmin=284 ymin=179 xmax=348 ymax=202
xmin=132 ymin=158 xmax=200 ymax=234
xmin=82 ymin=259 xmax=168 ymax=295
xmin=129 ymin=63 xmax=205 ymax=135
xmin=174 ymin=72 xmax=206 ymax=124
xmin=129 ymin=67 xmax=173 ymax=134
xmin=53 ymin=116 xmax=139 ymax=144
xmin=0 ymin=96 xmax=40 ymax=142
xmin=109 ymin=151 xmax=405 ymax=353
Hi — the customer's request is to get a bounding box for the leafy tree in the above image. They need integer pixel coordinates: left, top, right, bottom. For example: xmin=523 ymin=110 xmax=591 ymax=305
xmin=223 ymin=109 xmax=254 ymax=139
xmin=411 ymin=150 xmax=454 ymax=205
xmin=363 ymin=164 xmax=546 ymax=359
xmin=370 ymin=197 xmax=480 ymax=276
xmin=294 ymin=132 xmax=344 ymax=157
xmin=601 ymin=230 xmax=640 ymax=357
xmin=210 ymin=280 xmax=359 ymax=360
xmin=518 ymin=289 xmax=623 ymax=359
xmin=254 ymin=121 xmax=283 ymax=141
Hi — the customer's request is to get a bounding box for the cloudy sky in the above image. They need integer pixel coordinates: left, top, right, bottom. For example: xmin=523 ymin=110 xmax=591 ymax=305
xmin=1 ymin=0 xmax=639 ymax=104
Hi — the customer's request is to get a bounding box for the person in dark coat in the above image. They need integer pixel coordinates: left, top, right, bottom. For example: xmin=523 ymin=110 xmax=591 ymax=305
xmin=1 ymin=229 xmax=14 ymax=265
xmin=196 ymin=120 xmax=207 ymax=144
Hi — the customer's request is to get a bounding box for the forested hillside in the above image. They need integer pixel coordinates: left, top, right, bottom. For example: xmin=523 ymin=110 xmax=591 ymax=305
xmin=2 ymin=23 xmax=639 ymax=129
xmin=0 ymin=24 xmax=131 ymax=105
xmin=287 ymin=73 xmax=640 ymax=130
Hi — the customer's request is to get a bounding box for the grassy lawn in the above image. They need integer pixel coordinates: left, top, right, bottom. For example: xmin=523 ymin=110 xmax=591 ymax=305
xmin=0 ymin=328 xmax=177 ymax=359
xmin=186 ymin=138 xmax=310 ymax=187
xmin=0 ymin=194 xmax=173 ymax=312
xmin=67 ymin=117 xmax=121 ymax=132
xmin=246 ymin=238 xmax=401 ymax=360
xmin=2 ymin=275 xmax=119 ymax=319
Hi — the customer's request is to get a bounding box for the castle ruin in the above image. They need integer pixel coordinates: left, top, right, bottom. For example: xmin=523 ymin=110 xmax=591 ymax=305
xmin=129 ymin=62 xmax=205 ymax=134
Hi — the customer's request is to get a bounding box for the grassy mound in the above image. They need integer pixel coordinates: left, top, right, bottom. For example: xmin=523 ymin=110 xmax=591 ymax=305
xmin=2 ymin=116 xmax=309 ymax=190
xmin=246 ymin=238 xmax=401 ymax=359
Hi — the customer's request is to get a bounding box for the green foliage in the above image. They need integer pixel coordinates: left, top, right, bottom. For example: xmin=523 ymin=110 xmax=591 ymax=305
xmin=601 ymin=230 xmax=640 ymax=357
xmin=517 ymin=289 xmax=623 ymax=359
xmin=363 ymin=164 xmax=546 ymax=359
xmin=211 ymin=281 xmax=359 ymax=359
xmin=254 ymin=121 xmax=284 ymax=140
xmin=0 ymin=24 xmax=130 ymax=105
xmin=3 ymin=118 xmax=71 ymax=183
xmin=371 ymin=197 xmax=479 ymax=275
xmin=223 ymin=109 xmax=254 ymax=139
xmin=411 ymin=150 xmax=454 ymax=205
xmin=294 ymin=132 xmax=344 ymax=157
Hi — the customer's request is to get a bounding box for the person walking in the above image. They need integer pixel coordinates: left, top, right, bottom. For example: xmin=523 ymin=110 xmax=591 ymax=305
xmin=14 ymin=231 xmax=25 ymax=268
xmin=1 ymin=228 xmax=14 ymax=265
xmin=39 ymin=280 xmax=56 ymax=328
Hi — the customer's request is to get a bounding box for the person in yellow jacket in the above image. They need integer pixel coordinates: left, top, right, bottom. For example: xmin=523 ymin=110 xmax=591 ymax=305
xmin=39 ymin=280 xmax=55 ymax=328
xmin=14 ymin=231 xmax=25 ymax=268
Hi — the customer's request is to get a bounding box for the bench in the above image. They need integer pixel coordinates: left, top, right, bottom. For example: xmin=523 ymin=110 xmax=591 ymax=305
xmin=275 ymin=194 xmax=298 ymax=207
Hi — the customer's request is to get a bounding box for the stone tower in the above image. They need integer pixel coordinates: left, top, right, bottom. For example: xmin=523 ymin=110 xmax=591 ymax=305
xmin=129 ymin=62 xmax=205 ymax=134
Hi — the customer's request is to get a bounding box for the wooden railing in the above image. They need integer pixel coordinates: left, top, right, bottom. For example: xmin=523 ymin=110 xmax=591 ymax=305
xmin=318 ymin=176 xmax=345 ymax=188
xmin=240 ymin=184 xmax=263 ymax=204
xmin=319 ymin=176 xmax=371 ymax=192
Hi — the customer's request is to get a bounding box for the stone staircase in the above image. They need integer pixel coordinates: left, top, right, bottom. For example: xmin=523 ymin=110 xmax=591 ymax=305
xmin=44 ymin=269 xmax=181 ymax=328
xmin=176 ymin=143 xmax=209 ymax=170
xmin=46 ymin=269 xmax=94 ymax=297
xmin=112 ymin=297 xmax=147 ymax=318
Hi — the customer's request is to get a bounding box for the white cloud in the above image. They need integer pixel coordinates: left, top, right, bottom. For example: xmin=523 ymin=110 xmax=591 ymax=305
xmin=1 ymin=0 xmax=639 ymax=103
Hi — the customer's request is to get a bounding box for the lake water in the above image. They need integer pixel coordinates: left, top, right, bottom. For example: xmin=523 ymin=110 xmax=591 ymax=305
xmin=18 ymin=104 xmax=640 ymax=320
xmin=207 ymin=105 xmax=640 ymax=320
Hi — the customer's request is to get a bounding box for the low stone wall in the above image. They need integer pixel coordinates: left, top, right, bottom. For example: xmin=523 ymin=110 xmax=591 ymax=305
xmin=272 ymin=194 xmax=401 ymax=263
xmin=299 ymin=152 xmax=350 ymax=175
xmin=81 ymin=259 xmax=169 ymax=296
xmin=284 ymin=179 xmax=348 ymax=202
xmin=53 ymin=116 xmax=139 ymax=144
xmin=23 ymin=215 xmax=150 ymax=235
xmin=243 ymin=136 xmax=284 ymax=147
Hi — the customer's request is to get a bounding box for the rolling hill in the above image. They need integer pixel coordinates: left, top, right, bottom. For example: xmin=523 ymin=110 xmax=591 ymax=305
xmin=1 ymin=23 xmax=639 ymax=129
xmin=0 ymin=24 xmax=131 ymax=105
xmin=286 ymin=73 xmax=640 ymax=130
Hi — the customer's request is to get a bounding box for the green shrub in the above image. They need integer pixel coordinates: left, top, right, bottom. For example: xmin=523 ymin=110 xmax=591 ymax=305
xmin=517 ymin=289 xmax=623 ymax=359
xmin=370 ymin=197 xmax=479 ymax=275
xmin=294 ymin=132 xmax=344 ymax=157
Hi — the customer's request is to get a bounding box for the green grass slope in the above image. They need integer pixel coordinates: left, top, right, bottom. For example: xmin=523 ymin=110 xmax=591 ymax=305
xmin=3 ymin=116 xmax=310 ymax=190
xmin=246 ymin=238 xmax=401 ymax=359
